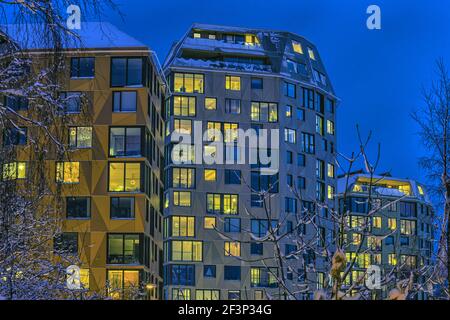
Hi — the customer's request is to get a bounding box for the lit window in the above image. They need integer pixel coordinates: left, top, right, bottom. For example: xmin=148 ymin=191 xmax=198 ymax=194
xmin=308 ymin=47 xmax=316 ymax=60
xmin=174 ymin=73 xmax=204 ymax=93
xmin=372 ymin=216 xmax=382 ymax=228
xmin=205 ymin=98 xmax=217 ymax=110
xmin=316 ymin=115 xmax=324 ymax=135
xmin=327 ymin=120 xmax=335 ymax=135
xmin=251 ymin=102 xmax=278 ymax=122
xmin=388 ymin=254 xmax=397 ymax=266
xmin=174 ymin=119 xmax=192 ymax=135
xmin=207 ymin=193 xmax=238 ymax=214
xmin=174 ymin=191 xmax=191 ymax=207
xmin=2 ymin=162 xmax=26 ymax=180
xmin=401 ymin=219 xmax=416 ymax=235
xmin=204 ymin=169 xmax=216 ymax=182
xmin=170 ymin=216 xmax=195 ymax=237
xmin=418 ymin=185 xmax=425 ymax=195
xmin=225 ymin=76 xmax=241 ymax=91
xmin=388 ymin=218 xmax=397 ymax=231
xmin=206 ymin=122 xmax=222 ymax=142
xmin=292 ymin=41 xmax=303 ymax=54
xmin=108 ymin=162 xmax=142 ymax=192
xmin=193 ymin=32 xmax=201 ymax=38
xmin=204 ymin=217 xmax=216 ymax=229
xmin=170 ymin=240 xmax=202 ymax=261
xmin=56 ymin=162 xmax=79 ymax=183
xmin=327 ymin=185 xmax=335 ymax=200
xmin=327 ymin=163 xmax=335 ymax=178
xmin=208 ymin=34 xmax=216 ymax=40
xmin=224 ymin=123 xmax=239 ymax=143
xmin=352 ymin=233 xmax=362 ymax=245
xmin=224 ymin=241 xmax=241 ymax=257
xmin=172 ymin=288 xmax=191 ymax=300
xmin=107 ymin=270 xmax=139 ymax=299
xmin=245 ymin=34 xmax=260 ymax=46
xmin=196 ymin=289 xmax=220 ymax=300
xmin=173 ymin=96 xmax=196 ymax=117
xmin=69 ymin=127 xmax=92 ymax=148
xmin=172 ymin=167 xmax=195 ymax=189
xmin=286 ymin=105 xmax=292 ymax=118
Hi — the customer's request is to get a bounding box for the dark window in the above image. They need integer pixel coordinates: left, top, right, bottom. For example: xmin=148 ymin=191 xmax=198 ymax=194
xmin=225 ymin=99 xmax=241 ymax=114
xmin=3 ymin=127 xmax=27 ymax=146
xmin=224 ymin=218 xmax=241 ymax=233
xmin=225 ymin=169 xmax=241 ymax=184
xmin=54 ymin=232 xmax=78 ymax=255
xmin=66 ymin=197 xmax=90 ymax=219
xmin=4 ymin=96 xmax=28 ymax=111
xmin=298 ymin=177 xmax=306 ymax=189
xmin=283 ymin=82 xmax=296 ymax=98
xmin=301 ymin=132 xmax=315 ymax=154
xmin=297 ymin=153 xmax=306 ymax=166
xmin=400 ymin=236 xmax=410 ymax=246
xmin=109 ymin=127 xmax=143 ymax=157
xmin=224 ymin=266 xmax=241 ymax=281
xmin=251 ymin=219 xmax=278 ymax=237
xmin=166 ymin=264 xmax=195 ymax=286
xmin=385 ymin=236 xmax=394 ymax=246
xmin=285 ymin=244 xmax=297 ymax=258
xmin=204 ymin=265 xmax=216 ymax=278
xmin=301 ymin=87 xmax=315 ymax=109
xmin=251 ymin=77 xmax=263 ymax=89
xmin=251 ymin=194 xmax=263 ymax=208
xmin=111 ymin=197 xmax=135 ymax=219
xmin=228 ymin=291 xmax=241 ymax=300
xmin=113 ymin=91 xmax=137 ymax=112
xmin=251 ymin=171 xmax=279 ymax=193
xmin=60 ymin=92 xmax=82 ymax=113
xmin=285 ymin=197 xmax=297 ymax=213
xmin=400 ymin=202 xmax=417 ymax=217
xmin=326 ymin=98 xmax=335 ymax=114
xmin=111 ymin=57 xmax=144 ymax=87
xmin=107 ymin=233 xmax=142 ymax=264
xmin=251 ymin=242 xmax=263 ymax=255
xmin=71 ymin=57 xmax=95 ymax=78
xmin=286 ymin=151 xmax=293 ymax=164
xmin=297 ymin=108 xmax=305 ymax=121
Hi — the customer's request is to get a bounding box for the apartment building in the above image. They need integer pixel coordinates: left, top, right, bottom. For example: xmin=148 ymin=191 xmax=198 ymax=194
xmin=163 ymin=24 xmax=338 ymax=300
xmin=1 ymin=23 xmax=165 ymax=299
xmin=337 ymin=173 xmax=434 ymax=300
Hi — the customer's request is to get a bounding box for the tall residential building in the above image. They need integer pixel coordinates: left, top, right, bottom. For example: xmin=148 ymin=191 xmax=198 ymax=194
xmin=337 ymin=173 xmax=434 ymax=300
xmin=1 ymin=23 xmax=165 ymax=299
xmin=163 ymin=24 xmax=338 ymax=300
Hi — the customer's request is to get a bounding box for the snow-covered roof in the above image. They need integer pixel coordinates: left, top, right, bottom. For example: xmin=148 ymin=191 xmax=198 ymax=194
xmin=337 ymin=173 xmax=431 ymax=203
xmin=1 ymin=22 xmax=148 ymax=51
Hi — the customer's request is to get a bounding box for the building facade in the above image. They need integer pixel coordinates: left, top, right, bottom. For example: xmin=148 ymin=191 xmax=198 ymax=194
xmin=337 ymin=173 xmax=434 ymax=300
xmin=1 ymin=23 xmax=165 ymax=299
xmin=163 ymin=24 xmax=338 ymax=300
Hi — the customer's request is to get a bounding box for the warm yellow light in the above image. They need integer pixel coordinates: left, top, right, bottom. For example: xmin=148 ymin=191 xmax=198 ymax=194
xmin=146 ymin=283 xmax=157 ymax=290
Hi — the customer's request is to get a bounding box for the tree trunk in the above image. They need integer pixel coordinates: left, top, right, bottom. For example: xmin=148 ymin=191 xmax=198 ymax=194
xmin=446 ymin=181 xmax=450 ymax=296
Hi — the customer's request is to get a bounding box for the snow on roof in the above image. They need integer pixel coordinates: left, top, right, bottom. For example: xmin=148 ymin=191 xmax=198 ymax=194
xmin=1 ymin=22 xmax=147 ymax=51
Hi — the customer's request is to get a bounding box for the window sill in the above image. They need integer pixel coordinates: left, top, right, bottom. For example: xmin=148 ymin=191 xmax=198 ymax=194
xmin=66 ymin=217 xmax=91 ymax=220
xmin=71 ymin=77 xmax=95 ymax=80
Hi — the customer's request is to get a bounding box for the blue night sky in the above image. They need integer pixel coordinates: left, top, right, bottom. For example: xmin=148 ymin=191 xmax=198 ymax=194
xmin=101 ymin=0 xmax=450 ymax=186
